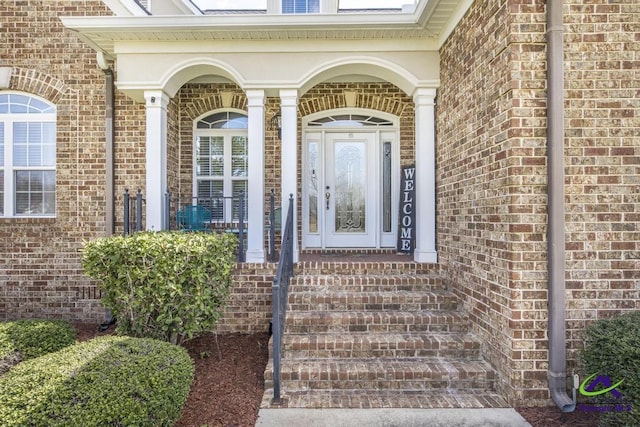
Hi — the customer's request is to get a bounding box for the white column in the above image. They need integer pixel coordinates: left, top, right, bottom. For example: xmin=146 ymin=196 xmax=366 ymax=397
xmin=144 ymin=90 xmax=169 ymax=231
xmin=413 ymin=88 xmax=438 ymax=263
xmin=246 ymin=90 xmax=266 ymax=263
xmin=280 ymin=89 xmax=299 ymax=262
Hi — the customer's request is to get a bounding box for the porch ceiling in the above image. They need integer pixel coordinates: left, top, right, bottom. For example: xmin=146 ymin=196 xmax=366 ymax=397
xmin=61 ymin=0 xmax=467 ymax=57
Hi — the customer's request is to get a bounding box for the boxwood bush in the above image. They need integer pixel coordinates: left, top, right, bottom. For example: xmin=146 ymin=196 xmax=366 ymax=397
xmin=82 ymin=231 xmax=237 ymax=344
xmin=0 ymin=335 xmax=194 ymax=426
xmin=581 ymin=310 xmax=640 ymax=426
xmin=0 ymin=319 xmax=76 ymax=374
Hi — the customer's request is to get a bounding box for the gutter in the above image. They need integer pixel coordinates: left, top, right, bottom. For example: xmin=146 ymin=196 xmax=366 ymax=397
xmin=97 ymin=52 xmax=115 ymax=236
xmin=546 ymin=0 xmax=576 ymax=413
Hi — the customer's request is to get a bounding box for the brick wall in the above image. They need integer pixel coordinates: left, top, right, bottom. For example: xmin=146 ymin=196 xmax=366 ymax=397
xmin=0 ymin=1 xmax=113 ymax=322
xmin=438 ymin=0 xmax=640 ymax=406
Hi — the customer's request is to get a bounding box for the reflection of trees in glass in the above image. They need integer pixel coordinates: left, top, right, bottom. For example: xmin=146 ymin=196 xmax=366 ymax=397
xmin=15 ymin=170 xmax=55 ymax=215
xmin=334 ymin=143 xmax=365 ymax=233
xmin=231 ymin=136 xmax=248 ymax=177
xmin=308 ymin=142 xmax=318 ymax=233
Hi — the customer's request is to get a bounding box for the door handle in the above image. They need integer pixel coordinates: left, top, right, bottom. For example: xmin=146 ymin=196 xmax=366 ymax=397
xmin=325 ymin=187 xmax=331 ymax=210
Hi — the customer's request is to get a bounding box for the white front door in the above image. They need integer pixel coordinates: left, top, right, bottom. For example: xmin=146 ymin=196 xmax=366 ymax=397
xmin=324 ymin=132 xmax=377 ymax=247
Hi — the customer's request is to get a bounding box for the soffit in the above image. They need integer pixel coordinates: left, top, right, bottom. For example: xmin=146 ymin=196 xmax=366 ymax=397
xmin=62 ymin=0 xmax=465 ymax=56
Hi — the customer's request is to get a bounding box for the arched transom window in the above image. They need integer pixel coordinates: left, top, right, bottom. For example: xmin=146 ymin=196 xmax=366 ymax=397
xmin=307 ymin=114 xmax=394 ymax=127
xmin=0 ymin=92 xmax=56 ymax=217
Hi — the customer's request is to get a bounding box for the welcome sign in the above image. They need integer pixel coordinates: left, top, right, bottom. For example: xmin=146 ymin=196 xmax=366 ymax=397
xmin=397 ymin=165 xmax=416 ymax=253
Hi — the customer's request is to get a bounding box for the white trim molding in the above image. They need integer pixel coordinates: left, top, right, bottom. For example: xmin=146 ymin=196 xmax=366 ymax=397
xmin=246 ymin=90 xmax=266 ymax=263
xmin=144 ymin=90 xmax=170 ymax=231
xmin=280 ymin=89 xmax=300 ymax=262
xmin=413 ymin=87 xmax=438 ymax=264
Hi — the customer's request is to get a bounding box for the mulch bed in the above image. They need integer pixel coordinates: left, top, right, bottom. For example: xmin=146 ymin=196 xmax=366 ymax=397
xmin=72 ymin=323 xmax=599 ymax=427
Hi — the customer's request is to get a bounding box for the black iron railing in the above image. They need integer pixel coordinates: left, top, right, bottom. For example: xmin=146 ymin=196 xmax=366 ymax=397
xmin=121 ymin=190 xmax=250 ymax=263
xmin=271 ymin=193 xmax=295 ymax=405
xmin=165 ymin=192 xmax=246 ymax=262
xmin=122 ymin=189 xmax=144 ymax=236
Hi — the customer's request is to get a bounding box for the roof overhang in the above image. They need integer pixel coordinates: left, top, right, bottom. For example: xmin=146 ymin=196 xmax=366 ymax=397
xmin=62 ymin=0 xmax=470 ymax=58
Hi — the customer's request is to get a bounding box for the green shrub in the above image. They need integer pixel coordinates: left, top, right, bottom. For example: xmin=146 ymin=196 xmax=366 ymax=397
xmin=0 ymin=319 xmax=76 ymax=374
xmin=0 ymin=335 xmax=194 ymax=426
xmin=581 ymin=310 xmax=640 ymax=426
xmin=81 ymin=231 xmax=237 ymax=344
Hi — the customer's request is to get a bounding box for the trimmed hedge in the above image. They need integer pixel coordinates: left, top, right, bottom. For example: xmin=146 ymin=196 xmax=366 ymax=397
xmin=0 ymin=335 xmax=194 ymax=426
xmin=82 ymin=231 xmax=237 ymax=344
xmin=581 ymin=310 xmax=640 ymax=426
xmin=0 ymin=319 xmax=76 ymax=374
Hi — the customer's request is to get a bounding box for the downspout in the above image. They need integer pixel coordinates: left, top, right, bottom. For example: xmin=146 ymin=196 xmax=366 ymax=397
xmin=97 ymin=52 xmax=115 ymax=236
xmin=546 ymin=0 xmax=576 ymax=413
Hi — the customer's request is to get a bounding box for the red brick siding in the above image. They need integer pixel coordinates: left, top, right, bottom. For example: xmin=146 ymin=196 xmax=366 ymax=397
xmin=438 ymin=0 xmax=640 ymax=406
xmin=0 ymin=0 xmax=113 ymax=322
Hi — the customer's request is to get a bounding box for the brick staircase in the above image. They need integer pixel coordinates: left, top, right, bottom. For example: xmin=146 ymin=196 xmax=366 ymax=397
xmin=261 ymin=258 xmax=507 ymax=409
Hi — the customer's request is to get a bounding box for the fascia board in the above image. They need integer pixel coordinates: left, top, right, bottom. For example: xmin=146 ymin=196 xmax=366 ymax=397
xmin=61 ymin=13 xmax=421 ymax=33
xmin=112 ymin=38 xmax=440 ymax=54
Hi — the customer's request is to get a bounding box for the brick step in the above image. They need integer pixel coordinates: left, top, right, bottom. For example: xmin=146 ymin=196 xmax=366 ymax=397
xmin=261 ymin=389 xmax=509 ymax=409
xmin=264 ymin=359 xmax=496 ymax=392
xmin=291 ymin=274 xmax=446 ymax=292
xmin=296 ymin=261 xmax=439 ymax=276
xmin=285 ymin=311 xmax=469 ymax=333
xmin=288 ymin=290 xmax=459 ymax=312
xmin=269 ymin=332 xmax=482 ymax=360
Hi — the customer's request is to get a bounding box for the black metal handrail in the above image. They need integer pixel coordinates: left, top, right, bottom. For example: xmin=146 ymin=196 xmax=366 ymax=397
xmin=271 ymin=193 xmax=295 ymax=405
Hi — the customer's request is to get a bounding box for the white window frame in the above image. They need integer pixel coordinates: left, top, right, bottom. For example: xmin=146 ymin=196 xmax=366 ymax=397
xmin=192 ymin=110 xmax=248 ymax=222
xmin=0 ymin=91 xmax=56 ymax=218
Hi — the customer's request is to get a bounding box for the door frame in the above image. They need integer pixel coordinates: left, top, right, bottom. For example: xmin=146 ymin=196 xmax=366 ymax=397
xmin=301 ymin=109 xmax=400 ymax=249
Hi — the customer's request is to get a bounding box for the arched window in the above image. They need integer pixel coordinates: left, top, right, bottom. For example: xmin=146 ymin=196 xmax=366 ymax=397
xmin=0 ymin=92 xmax=56 ymax=217
xmin=307 ymin=113 xmax=394 ymax=127
xmin=194 ymin=111 xmax=248 ymax=221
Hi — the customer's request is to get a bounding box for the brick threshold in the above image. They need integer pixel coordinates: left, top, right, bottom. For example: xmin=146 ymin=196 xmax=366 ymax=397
xmin=299 ymin=251 xmax=419 ymax=263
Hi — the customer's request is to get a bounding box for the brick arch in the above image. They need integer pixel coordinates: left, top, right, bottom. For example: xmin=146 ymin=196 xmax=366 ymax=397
xmin=183 ymin=89 xmax=248 ymax=121
xmin=299 ymin=83 xmax=410 ymax=118
xmin=7 ymin=67 xmax=69 ymax=104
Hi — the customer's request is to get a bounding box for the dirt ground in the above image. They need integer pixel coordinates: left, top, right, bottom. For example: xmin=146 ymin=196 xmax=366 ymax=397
xmin=73 ymin=323 xmax=598 ymax=427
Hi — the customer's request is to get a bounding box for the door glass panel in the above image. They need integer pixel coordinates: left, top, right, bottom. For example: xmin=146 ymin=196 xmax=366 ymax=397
xmin=334 ymin=142 xmax=366 ymax=233
xmin=308 ymin=142 xmax=318 ymax=233
xmin=382 ymin=141 xmax=392 ymax=232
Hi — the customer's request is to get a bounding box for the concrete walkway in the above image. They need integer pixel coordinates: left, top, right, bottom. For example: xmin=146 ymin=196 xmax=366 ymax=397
xmin=256 ymin=408 xmax=532 ymax=427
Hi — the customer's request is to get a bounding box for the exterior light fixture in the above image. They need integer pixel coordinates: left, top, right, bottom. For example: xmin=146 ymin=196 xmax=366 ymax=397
xmin=271 ymin=112 xmax=282 ymax=139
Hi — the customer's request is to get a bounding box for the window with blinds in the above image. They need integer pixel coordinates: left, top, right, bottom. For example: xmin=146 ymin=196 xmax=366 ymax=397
xmin=0 ymin=93 xmax=56 ymax=217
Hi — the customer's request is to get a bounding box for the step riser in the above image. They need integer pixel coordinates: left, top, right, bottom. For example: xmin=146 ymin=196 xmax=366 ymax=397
xmin=268 ymin=379 xmax=495 ymax=392
xmin=292 ymin=278 xmax=446 ymax=292
xmin=288 ymin=295 xmax=459 ymax=312
xmin=297 ymin=265 xmax=439 ymax=276
xmin=261 ymin=389 xmax=509 ymax=409
xmin=264 ymin=364 xmax=495 ymax=391
xmin=285 ymin=313 xmax=469 ymax=334
xmin=286 ymin=324 xmax=469 ymax=333
xmin=280 ymin=348 xmax=482 ymax=360
xmin=268 ymin=335 xmax=482 ymax=360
